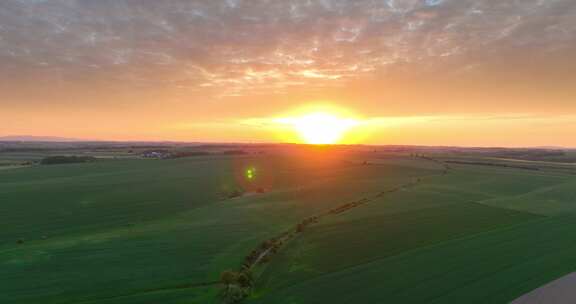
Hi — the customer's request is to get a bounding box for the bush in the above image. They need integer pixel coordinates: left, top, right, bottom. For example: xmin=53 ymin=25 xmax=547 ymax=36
xmin=40 ymin=156 xmax=96 ymax=165
xmin=222 ymin=150 xmax=247 ymax=155
xmin=219 ymin=269 xmax=254 ymax=303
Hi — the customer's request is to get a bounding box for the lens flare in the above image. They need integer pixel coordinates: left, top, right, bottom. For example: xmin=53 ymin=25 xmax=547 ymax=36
xmin=245 ymin=167 xmax=256 ymax=180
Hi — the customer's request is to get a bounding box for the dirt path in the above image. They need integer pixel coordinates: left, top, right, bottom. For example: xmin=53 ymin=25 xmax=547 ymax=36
xmin=512 ymin=272 xmax=576 ymax=304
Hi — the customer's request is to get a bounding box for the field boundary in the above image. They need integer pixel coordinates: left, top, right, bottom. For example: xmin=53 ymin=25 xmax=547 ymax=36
xmin=221 ymin=155 xmax=452 ymax=302
xmin=72 ymin=155 xmax=451 ymax=304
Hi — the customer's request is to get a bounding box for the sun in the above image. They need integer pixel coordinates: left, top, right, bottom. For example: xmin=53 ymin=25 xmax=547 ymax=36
xmin=277 ymin=112 xmax=359 ymax=144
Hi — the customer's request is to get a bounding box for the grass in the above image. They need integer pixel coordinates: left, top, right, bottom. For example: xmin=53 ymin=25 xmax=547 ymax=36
xmin=248 ymin=160 xmax=576 ymax=304
xmin=481 ymin=179 xmax=576 ymax=215
xmin=2 ymin=152 xmax=575 ymax=303
xmin=0 ymin=153 xmax=435 ymax=303
xmin=250 ymin=215 xmax=576 ymax=304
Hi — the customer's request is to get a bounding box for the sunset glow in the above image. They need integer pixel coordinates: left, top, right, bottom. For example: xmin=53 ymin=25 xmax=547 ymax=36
xmin=4 ymin=2 xmax=576 ymax=303
xmin=275 ymin=112 xmax=359 ymax=145
xmin=1 ymin=1 xmax=575 ymax=147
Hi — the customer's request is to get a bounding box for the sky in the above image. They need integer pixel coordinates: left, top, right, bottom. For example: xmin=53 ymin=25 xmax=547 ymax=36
xmin=1 ymin=0 xmax=576 ymax=146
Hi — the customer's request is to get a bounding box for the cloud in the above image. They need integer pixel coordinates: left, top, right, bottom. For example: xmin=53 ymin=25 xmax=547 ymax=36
xmin=0 ymin=0 xmax=574 ymax=102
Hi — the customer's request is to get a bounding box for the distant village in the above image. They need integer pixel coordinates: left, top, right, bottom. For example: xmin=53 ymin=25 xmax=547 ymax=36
xmin=141 ymin=149 xmax=248 ymax=159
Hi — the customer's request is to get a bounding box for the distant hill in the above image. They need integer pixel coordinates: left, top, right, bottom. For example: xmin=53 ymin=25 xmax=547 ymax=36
xmin=0 ymin=135 xmax=82 ymax=142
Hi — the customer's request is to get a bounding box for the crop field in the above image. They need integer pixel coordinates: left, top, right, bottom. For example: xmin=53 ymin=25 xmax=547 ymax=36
xmin=0 ymin=150 xmax=432 ymax=303
xmin=250 ymin=159 xmax=576 ymax=304
xmin=1 ymin=149 xmax=575 ymax=303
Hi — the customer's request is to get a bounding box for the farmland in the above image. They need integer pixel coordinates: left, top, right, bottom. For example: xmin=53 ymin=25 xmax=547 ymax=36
xmin=1 ymin=144 xmax=576 ymax=303
xmin=251 ymin=157 xmax=576 ymax=304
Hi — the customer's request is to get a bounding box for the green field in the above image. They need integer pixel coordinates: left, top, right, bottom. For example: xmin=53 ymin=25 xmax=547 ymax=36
xmin=250 ymin=161 xmax=576 ymax=304
xmin=1 ymin=150 xmax=575 ymax=303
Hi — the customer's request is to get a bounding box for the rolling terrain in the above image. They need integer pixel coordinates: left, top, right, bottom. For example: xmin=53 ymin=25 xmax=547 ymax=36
xmin=250 ymin=158 xmax=576 ymax=304
xmin=1 ymin=147 xmax=575 ymax=303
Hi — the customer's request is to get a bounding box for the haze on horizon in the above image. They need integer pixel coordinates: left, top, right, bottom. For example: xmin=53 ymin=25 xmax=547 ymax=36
xmin=1 ymin=0 xmax=576 ymax=147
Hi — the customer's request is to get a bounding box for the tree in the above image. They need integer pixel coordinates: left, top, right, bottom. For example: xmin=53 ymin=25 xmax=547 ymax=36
xmin=40 ymin=155 xmax=96 ymax=165
xmin=220 ymin=283 xmax=245 ymax=304
xmin=220 ymin=270 xmax=238 ymax=285
xmin=237 ymin=269 xmax=254 ymax=290
xmin=219 ymin=269 xmax=254 ymax=303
